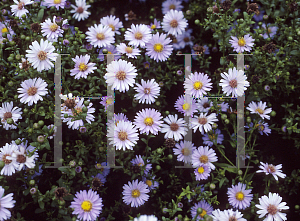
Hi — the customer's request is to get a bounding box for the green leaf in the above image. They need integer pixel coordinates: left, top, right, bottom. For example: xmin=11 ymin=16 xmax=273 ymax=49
xmin=141 ymin=138 xmax=147 ymax=144
xmin=79 ymin=49 xmax=88 ymax=53
xmin=37 ymin=9 xmax=44 ymax=22
xmin=290 ymin=50 xmax=299 ymax=56
xmin=35 ymin=208 xmax=44 ymax=214
xmin=38 ymin=201 xmax=44 ymax=210
xmin=219 ymin=178 xmax=226 ymax=189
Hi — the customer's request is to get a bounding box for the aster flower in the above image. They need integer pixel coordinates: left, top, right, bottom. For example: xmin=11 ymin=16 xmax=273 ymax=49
xmin=108 ymin=120 xmax=139 ymax=151
xmin=142 ymin=176 xmax=159 ymax=191
xmin=98 ymin=45 xmax=121 ymax=61
xmin=256 ymin=162 xmax=286 ymax=181
xmin=106 ymin=113 xmax=129 ymax=127
xmin=219 ymin=67 xmax=250 ymax=97
xmin=145 ymin=32 xmax=173 ymax=62
xmin=70 ymin=0 xmax=91 ymax=22
xmin=116 ymin=43 xmax=141 ymax=59
xmin=41 ymin=16 xmax=67 ymax=42
xmin=229 ymin=34 xmax=255 ymax=53
xmin=191 ymin=200 xmax=214 ymax=221
xmin=260 ymin=23 xmax=278 ymax=39
xmin=10 ymin=0 xmax=34 ymax=18
xmin=134 ymin=108 xmax=163 ymax=135
xmin=0 ymin=186 xmax=16 ymax=221
xmin=191 ymin=146 xmax=218 ymax=170
xmin=246 ymin=121 xmax=271 ymax=136
xmin=100 ymin=15 xmax=123 ymax=35
xmin=70 ymin=54 xmax=97 ymax=79
xmin=174 ymin=95 xmax=198 ymax=117
xmin=253 ymin=6 xmax=265 ymax=22
xmin=0 ymin=143 xmax=19 ymax=176
xmin=255 ymin=192 xmax=289 ymax=221
xmin=211 ymin=209 xmax=223 ymax=221
xmin=91 ymin=173 xmax=107 ymax=189
xmin=0 ymin=101 xmax=22 ymax=130
xmin=100 ymin=95 xmax=114 ymax=112
xmin=184 ymin=72 xmax=213 ymax=98
xmin=196 ymin=97 xmax=212 ymax=113
xmin=194 ymin=164 xmax=211 ymax=181
xmin=95 ymin=162 xmax=110 ymax=177
xmin=227 ymin=182 xmax=253 ymax=210
xmin=173 ymin=140 xmax=196 ymax=163
xmin=202 ymin=129 xmax=224 ymax=147
xmin=161 ymin=114 xmax=188 ymax=141
xmin=148 ymin=18 xmax=161 ymax=30
xmin=25 ymin=39 xmax=58 ymax=72
xmin=17 ymin=78 xmax=48 ymax=106
xmin=122 ymin=179 xmax=150 ymax=208
xmin=162 ymin=0 xmax=183 ymax=14
xmin=44 ymin=0 xmax=66 ymax=10
xmin=190 ymin=112 xmax=218 ymax=135
xmin=162 ymin=10 xmax=188 ymax=37
xmin=134 ymin=215 xmax=158 ymax=221
xmin=217 ymin=101 xmax=229 ymax=112
xmin=175 ymin=29 xmax=193 ymax=49
xmin=131 ymin=155 xmax=152 ymax=176
xmin=124 ymin=24 xmax=152 ymax=48
xmin=104 ymin=59 xmax=138 ymax=93
xmin=86 ymin=24 xmax=115 ymax=48
xmin=60 ymin=93 xmax=80 ymax=111
xmin=70 ymin=189 xmax=103 ymax=221
xmin=0 ymin=22 xmax=15 ymax=44
xmin=134 ymin=79 xmax=160 ymax=104
xmin=219 ymin=209 xmax=247 ymax=221
xmin=246 ymin=101 xmax=272 ymax=120
xmin=9 ymin=143 xmax=37 ymax=171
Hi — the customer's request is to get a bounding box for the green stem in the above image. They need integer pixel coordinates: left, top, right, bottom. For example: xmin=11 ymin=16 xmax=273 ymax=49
xmin=217 ymin=145 xmax=235 ymax=167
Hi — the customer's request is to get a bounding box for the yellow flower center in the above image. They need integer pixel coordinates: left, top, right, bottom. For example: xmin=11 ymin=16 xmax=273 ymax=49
xmin=182 ymin=103 xmax=190 ymax=110
xmin=134 ymin=32 xmax=143 ymax=40
xmin=106 ymin=98 xmax=113 ymax=105
xmin=193 ymin=81 xmax=203 ymax=90
xmin=181 ymin=147 xmax=190 ymax=156
xmin=151 ymin=24 xmax=156 ymax=29
xmin=131 ymin=189 xmax=141 ymax=198
xmin=209 ymin=134 xmax=216 ymax=140
xmin=255 ymin=108 xmax=264 ymax=114
xmin=78 ymin=62 xmax=88 ymax=72
xmin=144 ymin=117 xmax=154 ymax=126
xmin=108 ymin=24 xmax=115 ymax=31
xmin=238 ymin=37 xmax=246 ymax=46
xmin=199 ymin=155 xmax=208 ymax=164
xmin=146 ymin=180 xmax=152 ymax=187
xmin=49 ymin=23 xmax=59 ymax=32
xmin=235 ymin=191 xmax=245 ymax=201
xmin=1 ymin=27 xmax=8 ymax=33
xmin=198 ymin=167 xmax=205 ymax=174
xmin=267 ymin=28 xmax=272 ymax=34
xmin=199 ymin=209 xmax=207 ymax=218
xmin=137 ymin=162 xmax=144 ymax=166
xmin=54 ymin=0 xmax=61 ymax=4
xmin=96 ymin=33 xmax=105 ymax=40
xmin=153 ymin=43 xmax=163 ymax=52
xmin=81 ymin=200 xmax=92 ymax=212
xmin=125 ymin=46 xmax=133 ymax=53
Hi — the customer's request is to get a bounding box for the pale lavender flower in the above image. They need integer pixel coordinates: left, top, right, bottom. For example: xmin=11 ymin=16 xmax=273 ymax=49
xmin=227 ymin=183 xmax=253 ymax=210
xmin=229 ymin=34 xmax=254 ymax=53
xmin=173 ymin=140 xmax=196 ymax=163
xmin=122 ymin=179 xmax=150 ymax=208
xmin=134 ymin=108 xmax=163 ymax=135
xmin=256 ymin=162 xmax=286 ymax=181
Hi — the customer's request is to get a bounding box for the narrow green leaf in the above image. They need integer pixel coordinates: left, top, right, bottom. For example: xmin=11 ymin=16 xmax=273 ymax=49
xmin=37 ymin=9 xmax=44 ymax=22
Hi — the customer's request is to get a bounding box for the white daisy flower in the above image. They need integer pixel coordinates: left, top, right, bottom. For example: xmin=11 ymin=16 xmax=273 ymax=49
xmin=196 ymin=97 xmax=212 ymax=113
xmin=25 ymin=39 xmax=58 ymax=72
xmin=0 ymin=186 xmax=16 ymax=220
xmin=0 ymin=143 xmax=19 ymax=176
xmin=191 ymin=146 xmax=218 ymax=170
xmin=190 ymin=112 xmax=218 ymax=135
xmin=184 ymin=72 xmax=213 ymax=98
xmin=100 ymin=15 xmax=123 ymax=35
xmin=44 ymin=0 xmax=66 ymax=10
xmin=107 ymin=120 xmax=139 ymax=151
xmin=116 ymin=43 xmax=141 ymax=59
xmin=219 ymin=209 xmax=247 ymax=221
xmin=0 ymin=102 xmax=22 ymax=130
xmin=104 ymin=59 xmax=138 ymax=93
xmin=60 ymin=93 xmax=80 ymax=112
xmin=9 ymin=145 xmax=37 ymax=171
xmin=246 ymin=101 xmax=272 ymax=120
xmin=86 ymin=24 xmax=115 ymax=48
xmin=41 ymin=16 xmax=67 ymax=42
xmin=70 ymin=0 xmax=91 ymax=22
xmin=134 ymin=79 xmax=160 ymax=104
xmin=70 ymin=54 xmax=97 ymax=79
xmin=219 ymin=67 xmax=250 ymax=97
xmin=162 ymin=0 xmax=183 ymax=14
xmin=161 ymin=114 xmax=188 ymax=141
xmin=17 ymin=78 xmax=48 ymax=106
xmin=124 ymin=24 xmax=152 ymax=48
xmin=162 ymin=10 xmax=188 ymax=36
xmin=255 ymin=192 xmax=289 ymax=221
xmin=173 ymin=140 xmax=196 ymax=164
xmin=256 ymin=162 xmax=286 ymax=181
xmin=10 ymin=0 xmax=34 ymax=18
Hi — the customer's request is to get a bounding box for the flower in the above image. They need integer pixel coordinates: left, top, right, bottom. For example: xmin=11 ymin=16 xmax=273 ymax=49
xmin=0 ymin=143 xmax=19 ymax=176
xmin=229 ymin=34 xmax=255 ymax=53
xmin=60 ymin=93 xmax=80 ymax=110
xmin=255 ymin=193 xmax=289 ymax=221
xmin=124 ymin=24 xmax=152 ymax=48
xmin=104 ymin=59 xmax=138 ymax=93
xmin=261 ymin=23 xmax=278 ymax=39
xmin=190 ymin=112 xmax=218 ymax=135
xmin=246 ymin=101 xmax=272 ymax=120
xmin=100 ymin=15 xmax=123 ymax=35
xmin=0 ymin=101 xmax=22 ymax=130
xmin=227 ymin=182 xmax=253 ymax=210
xmin=95 ymin=162 xmax=110 ymax=177
xmin=218 ymin=101 xmax=229 ymax=112
xmin=10 ymin=142 xmax=38 ymax=171
xmin=162 ymin=10 xmax=188 ymax=37
xmin=256 ymin=162 xmax=286 ymax=181
xmin=218 ymin=209 xmax=247 ymax=221
xmin=191 ymin=200 xmax=214 ymax=221
xmin=134 ymin=108 xmax=163 ymax=135
xmin=25 ymin=39 xmax=58 ymax=72
xmin=0 ymin=186 xmax=16 ymax=221
xmin=162 ymin=0 xmax=183 ymax=14
xmin=86 ymin=24 xmax=115 ymax=48
xmin=41 ymin=16 xmax=67 ymax=42
xmin=122 ymin=179 xmax=150 ymax=208
xmin=91 ymin=173 xmax=106 ymax=189
xmin=70 ymin=54 xmax=97 ymax=79
xmin=174 ymin=29 xmax=193 ymax=49
xmin=142 ymin=176 xmax=159 ymax=191
xmin=106 ymin=113 xmax=129 ymax=127
xmin=148 ymin=18 xmax=161 ymax=30
xmin=253 ymin=7 xmax=265 ymax=22
xmin=194 ymin=164 xmax=211 ymax=181
xmin=131 ymin=155 xmax=152 ymax=176
xmin=100 ymin=95 xmax=114 ymax=111
xmin=17 ymin=78 xmax=48 ymax=106
xmin=134 ymin=79 xmax=160 ymax=104
xmin=98 ymin=45 xmax=121 ymax=61
xmin=116 ymin=43 xmax=141 ymax=59
xmin=196 ymin=97 xmax=212 ymax=113
xmin=161 ymin=114 xmax=188 ymax=141
xmin=70 ymin=189 xmax=103 ymax=221
xmin=191 ymin=146 xmax=218 ymax=170
xmin=10 ymin=0 xmax=34 ymax=18
xmin=145 ymin=32 xmax=173 ymax=62
xmin=0 ymin=22 xmax=15 ymax=44
xmin=202 ymin=129 xmax=224 ymax=147
xmin=70 ymin=0 xmax=91 ymax=21
xmin=44 ymin=0 xmax=66 ymax=10
xmin=173 ymin=140 xmax=196 ymax=163
xmin=107 ymin=120 xmax=139 ymax=151
xmin=134 ymin=215 xmax=158 ymax=221
xmin=174 ymin=95 xmax=198 ymax=117
xmin=219 ymin=67 xmax=250 ymax=97
xmin=184 ymin=72 xmax=213 ymax=98
xmin=254 ymin=121 xmax=271 ymax=135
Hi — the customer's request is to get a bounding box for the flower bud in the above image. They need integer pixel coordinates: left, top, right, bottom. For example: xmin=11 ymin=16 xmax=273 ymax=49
xmin=37 ymin=135 xmax=45 ymax=143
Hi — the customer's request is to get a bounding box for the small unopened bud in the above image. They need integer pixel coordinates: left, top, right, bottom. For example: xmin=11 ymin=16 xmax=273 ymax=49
xmin=37 ymin=135 xmax=45 ymax=143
